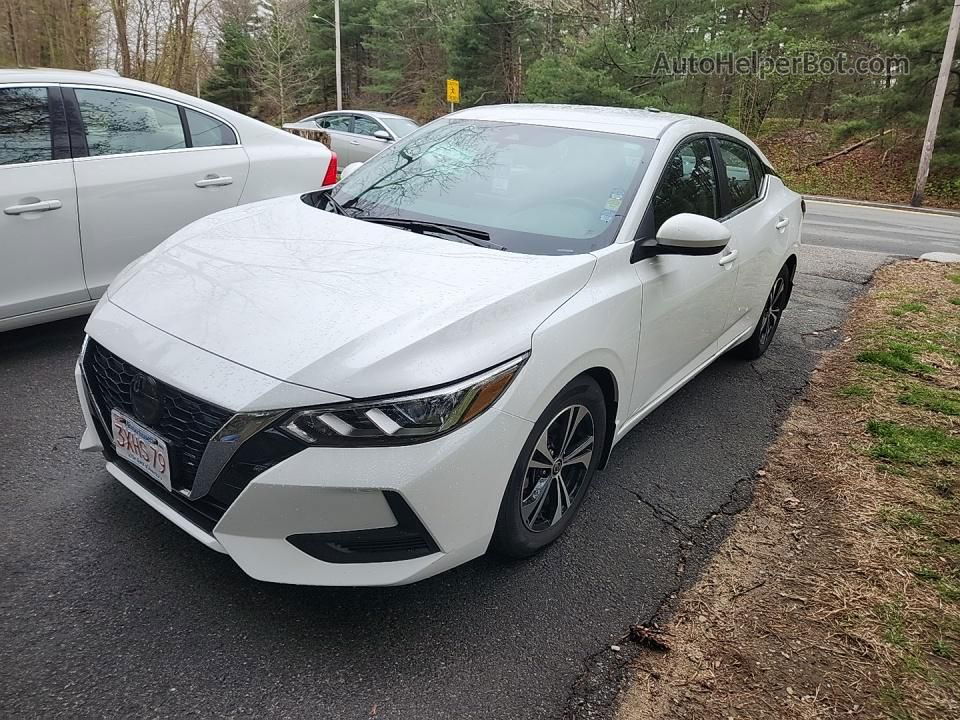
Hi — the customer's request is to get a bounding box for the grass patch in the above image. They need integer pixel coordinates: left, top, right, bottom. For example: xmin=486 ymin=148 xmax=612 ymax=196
xmin=933 ymin=637 xmax=953 ymax=659
xmin=913 ymin=566 xmax=941 ymax=581
xmin=839 ymin=383 xmax=873 ymax=398
xmin=867 ymin=421 xmax=960 ymax=465
xmin=950 ymin=297 xmax=960 ymax=306
xmin=880 ymin=506 xmax=928 ymax=530
xmin=948 ymin=273 xmax=960 ymax=285
xmin=857 ymin=343 xmax=934 ymax=374
xmin=615 ymin=262 xmax=960 ymax=720
xmin=898 ymin=386 xmax=960 ymax=416
xmin=880 ymin=599 xmax=908 ymax=647
xmin=938 ymin=578 xmax=960 ymax=604
xmin=891 ymin=301 xmax=926 ymax=317
xmin=933 ymin=476 xmax=954 ymax=497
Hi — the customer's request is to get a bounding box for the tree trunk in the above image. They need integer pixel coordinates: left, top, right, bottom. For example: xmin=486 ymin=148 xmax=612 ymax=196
xmin=820 ymin=77 xmax=834 ymax=122
xmin=110 ymin=0 xmax=132 ymax=75
xmin=6 ymin=4 xmax=21 ymax=66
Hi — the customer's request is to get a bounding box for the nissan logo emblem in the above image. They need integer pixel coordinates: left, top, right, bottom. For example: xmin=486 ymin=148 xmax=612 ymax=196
xmin=130 ymin=373 xmax=162 ymax=426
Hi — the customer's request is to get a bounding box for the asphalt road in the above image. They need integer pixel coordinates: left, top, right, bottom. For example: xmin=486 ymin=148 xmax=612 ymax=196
xmin=0 ymin=202 xmax=952 ymax=719
xmin=804 ymin=200 xmax=960 ymax=256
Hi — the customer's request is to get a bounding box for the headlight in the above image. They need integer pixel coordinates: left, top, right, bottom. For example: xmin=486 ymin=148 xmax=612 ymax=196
xmin=281 ymin=354 xmax=528 ymax=446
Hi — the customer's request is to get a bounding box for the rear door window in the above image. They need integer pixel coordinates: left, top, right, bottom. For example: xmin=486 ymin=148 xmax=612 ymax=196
xmin=75 ymin=88 xmax=186 ymax=156
xmin=0 ymin=87 xmax=52 ymax=165
xmin=318 ymin=114 xmax=352 ymax=132
xmin=716 ymin=138 xmax=763 ymax=212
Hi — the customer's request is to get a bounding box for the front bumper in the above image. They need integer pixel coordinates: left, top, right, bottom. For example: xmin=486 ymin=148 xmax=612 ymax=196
xmin=76 ymin=324 xmax=533 ymax=586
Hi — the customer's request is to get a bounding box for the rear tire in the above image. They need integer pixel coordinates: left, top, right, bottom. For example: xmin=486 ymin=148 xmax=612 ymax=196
xmin=490 ymin=375 xmax=607 ymax=559
xmin=734 ymin=263 xmax=792 ymax=360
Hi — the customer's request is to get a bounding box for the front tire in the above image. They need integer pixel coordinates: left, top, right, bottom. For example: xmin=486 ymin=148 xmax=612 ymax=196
xmin=735 ymin=263 xmax=792 ymax=360
xmin=489 ymin=375 xmax=607 ymax=559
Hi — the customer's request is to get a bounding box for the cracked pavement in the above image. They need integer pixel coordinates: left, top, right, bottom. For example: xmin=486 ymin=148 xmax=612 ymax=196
xmin=1 ymin=206 xmax=945 ymax=719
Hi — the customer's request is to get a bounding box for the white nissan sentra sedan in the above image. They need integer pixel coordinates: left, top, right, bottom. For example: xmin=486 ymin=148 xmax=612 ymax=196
xmin=0 ymin=69 xmax=336 ymax=331
xmin=76 ymin=104 xmax=802 ymax=586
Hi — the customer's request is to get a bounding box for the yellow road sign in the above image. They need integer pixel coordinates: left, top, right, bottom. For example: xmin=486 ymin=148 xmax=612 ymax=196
xmin=446 ymin=78 xmax=460 ymax=104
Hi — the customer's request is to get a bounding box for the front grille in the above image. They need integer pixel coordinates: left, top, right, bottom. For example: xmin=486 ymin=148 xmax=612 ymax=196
xmin=82 ymin=338 xmax=306 ymax=532
xmin=82 ymin=339 xmax=233 ymax=494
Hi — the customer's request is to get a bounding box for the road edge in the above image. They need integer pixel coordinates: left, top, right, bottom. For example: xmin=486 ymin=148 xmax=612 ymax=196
xmin=804 ymin=195 xmax=960 ymax=217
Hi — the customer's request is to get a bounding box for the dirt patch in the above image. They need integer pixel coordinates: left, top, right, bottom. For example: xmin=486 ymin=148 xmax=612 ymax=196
xmin=616 ymin=261 xmax=960 ymax=720
xmin=754 ymin=122 xmax=960 ymax=210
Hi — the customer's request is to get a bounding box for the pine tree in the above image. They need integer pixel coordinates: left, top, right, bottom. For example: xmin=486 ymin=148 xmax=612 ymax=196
xmin=204 ymin=18 xmax=256 ymax=115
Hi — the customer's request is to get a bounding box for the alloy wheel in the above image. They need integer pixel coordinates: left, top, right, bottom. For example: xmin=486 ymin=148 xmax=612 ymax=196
xmin=519 ymin=404 xmax=595 ymax=533
xmin=758 ymin=275 xmax=787 ymax=348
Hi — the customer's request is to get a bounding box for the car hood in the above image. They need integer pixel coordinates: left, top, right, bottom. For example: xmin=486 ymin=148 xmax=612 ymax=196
xmin=108 ymin=195 xmax=596 ymax=398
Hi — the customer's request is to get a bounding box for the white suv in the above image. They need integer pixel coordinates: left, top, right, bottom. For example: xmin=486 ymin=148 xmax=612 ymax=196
xmin=0 ymin=69 xmax=336 ymax=331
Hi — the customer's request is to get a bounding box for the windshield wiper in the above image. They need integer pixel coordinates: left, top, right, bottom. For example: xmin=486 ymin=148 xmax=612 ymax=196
xmin=359 ymin=217 xmax=505 ymax=250
xmin=321 ymin=189 xmax=351 ymax=216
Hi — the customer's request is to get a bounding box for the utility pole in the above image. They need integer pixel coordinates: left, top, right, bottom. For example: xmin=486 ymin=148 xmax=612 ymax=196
xmin=911 ymin=0 xmax=960 ymax=207
xmin=334 ymin=0 xmax=343 ymax=111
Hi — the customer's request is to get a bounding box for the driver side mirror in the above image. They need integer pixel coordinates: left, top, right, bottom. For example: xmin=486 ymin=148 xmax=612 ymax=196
xmin=373 ymin=129 xmax=392 ymax=141
xmin=655 ymin=213 xmax=730 ymax=254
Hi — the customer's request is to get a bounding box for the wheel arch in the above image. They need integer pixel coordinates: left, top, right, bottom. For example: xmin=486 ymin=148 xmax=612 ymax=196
xmin=785 ymin=253 xmax=798 ymax=280
xmin=582 ymin=366 xmax=618 ymax=470
xmin=783 ymin=253 xmax=798 ymax=305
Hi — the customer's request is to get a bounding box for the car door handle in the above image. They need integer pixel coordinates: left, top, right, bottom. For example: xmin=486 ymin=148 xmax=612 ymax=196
xmin=349 ymin=140 xmax=361 ymax=145
xmin=194 ymin=175 xmax=233 ymax=188
xmin=718 ymin=249 xmax=739 ymax=266
xmin=775 ymin=217 xmax=790 ymax=230
xmin=4 ymin=199 xmax=62 ymax=215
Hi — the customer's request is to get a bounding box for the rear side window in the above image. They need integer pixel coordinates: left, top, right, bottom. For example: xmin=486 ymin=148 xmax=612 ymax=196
xmin=318 ymin=114 xmax=351 ymax=132
xmin=652 ymin=138 xmax=718 ymax=231
xmin=185 ymin=108 xmax=237 ymax=147
xmin=76 ymin=88 xmax=186 ymax=156
xmin=717 ymin=138 xmax=762 ymax=212
xmin=0 ymin=87 xmax=51 ymax=166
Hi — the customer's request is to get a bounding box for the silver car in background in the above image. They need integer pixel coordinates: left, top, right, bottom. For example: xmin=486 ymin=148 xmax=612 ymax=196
xmin=283 ymin=110 xmax=419 ymax=164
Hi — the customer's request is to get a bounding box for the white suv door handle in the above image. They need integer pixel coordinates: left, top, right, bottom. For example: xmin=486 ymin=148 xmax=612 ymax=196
xmin=718 ymin=249 xmax=739 ymax=266
xmin=194 ymin=175 xmax=233 ymax=188
xmin=349 ymin=140 xmax=360 ymax=145
xmin=775 ymin=216 xmax=790 ymax=230
xmin=4 ymin=199 xmax=62 ymax=215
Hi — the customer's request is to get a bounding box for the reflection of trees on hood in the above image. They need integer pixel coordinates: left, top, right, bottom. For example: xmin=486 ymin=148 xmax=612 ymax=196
xmin=340 ymin=123 xmax=498 ymax=215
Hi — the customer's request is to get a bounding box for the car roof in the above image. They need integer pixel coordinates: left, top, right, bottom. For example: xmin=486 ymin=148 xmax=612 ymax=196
xmin=452 ymin=103 xmax=712 ymax=140
xmin=0 ymin=68 xmax=250 ymax=123
xmin=2 ymin=67 xmax=180 ymax=93
xmin=2 ymin=68 xmax=335 ymax=153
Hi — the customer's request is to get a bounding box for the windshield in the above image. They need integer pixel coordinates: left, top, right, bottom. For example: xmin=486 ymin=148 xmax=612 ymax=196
xmin=325 ymin=119 xmax=656 ymax=255
xmin=381 ymin=116 xmax=419 ymax=137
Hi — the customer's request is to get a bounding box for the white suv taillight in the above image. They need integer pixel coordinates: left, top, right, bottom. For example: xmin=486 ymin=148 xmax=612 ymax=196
xmin=322 ymin=151 xmax=338 ymax=186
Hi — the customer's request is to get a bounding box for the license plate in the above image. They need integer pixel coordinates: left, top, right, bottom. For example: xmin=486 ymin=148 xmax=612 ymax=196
xmin=111 ymin=409 xmax=172 ymax=491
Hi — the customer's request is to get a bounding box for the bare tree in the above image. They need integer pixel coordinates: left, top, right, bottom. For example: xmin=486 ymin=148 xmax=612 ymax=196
xmin=252 ymin=0 xmax=312 ymax=124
